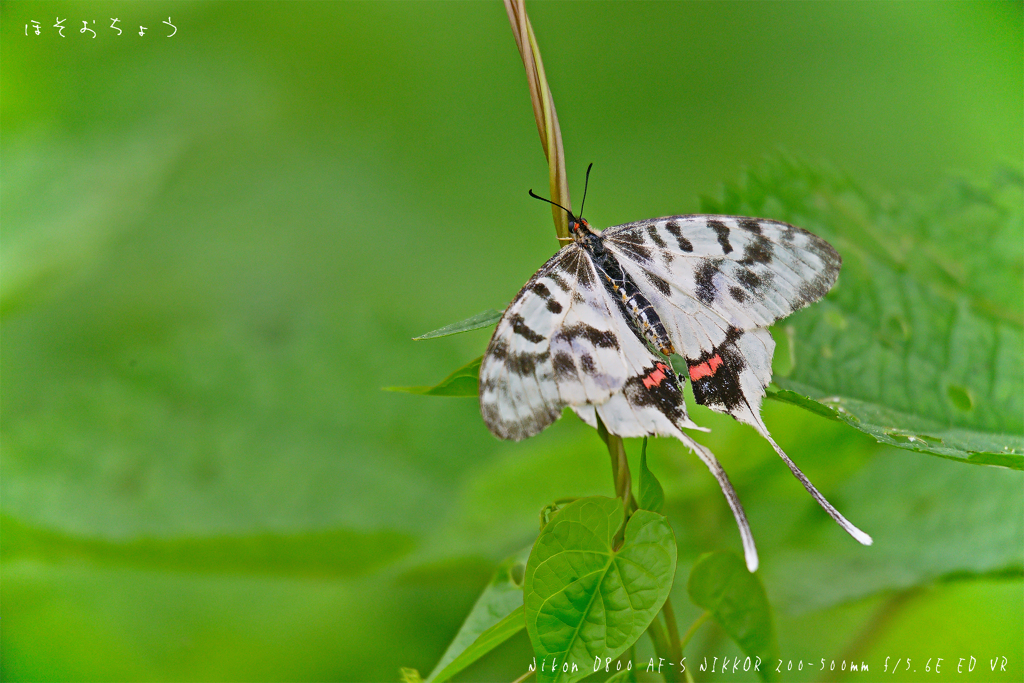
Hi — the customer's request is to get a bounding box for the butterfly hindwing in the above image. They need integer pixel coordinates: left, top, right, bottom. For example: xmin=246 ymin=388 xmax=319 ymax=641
xmin=571 ymin=333 xmax=701 ymax=440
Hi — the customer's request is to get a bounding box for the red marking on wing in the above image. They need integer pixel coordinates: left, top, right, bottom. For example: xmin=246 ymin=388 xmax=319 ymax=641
xmin=642 ymin=362 xmax=670 ymax=389
xmin=688 ymin=354 xmax=724 ymax=381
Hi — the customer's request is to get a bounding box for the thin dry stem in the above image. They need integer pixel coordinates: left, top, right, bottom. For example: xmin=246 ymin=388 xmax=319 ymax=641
xmin=504 ymin=0 xmax=570 ymax=239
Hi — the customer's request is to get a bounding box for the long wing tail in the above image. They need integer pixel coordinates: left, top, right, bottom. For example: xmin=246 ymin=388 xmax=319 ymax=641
xmin=676 ymin=432 xmax=760 ymax=572
xmin=758 ymin=427 xmax=873 ymax=546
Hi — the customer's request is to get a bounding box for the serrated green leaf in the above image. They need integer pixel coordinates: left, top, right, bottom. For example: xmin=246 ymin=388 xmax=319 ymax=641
xmin=413 ymin=309 xmax=504 ymax=340
xmin=767 ymin=387 xmax=1024 ymax=469
xmin=383 ymin=357 xmax=481 ymax=396
xmin=703 ymin=159 xmax=1023 ymax=466
xmin=637 ymin=439 xmax=664 ymax=513
xmin=687 ymin=551 xmax=779 ymax=683
xmin=525 ymin=497 xmax=677 ymax=683
xmin=426 ymin=548 xmax=529 ymax=683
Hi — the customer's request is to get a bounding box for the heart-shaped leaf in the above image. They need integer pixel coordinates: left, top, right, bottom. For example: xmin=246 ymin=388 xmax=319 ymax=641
xmin=525 ymin=497 xmax=677 ymax=683
xmin=687 ymin=550 xmax=779 ymax=682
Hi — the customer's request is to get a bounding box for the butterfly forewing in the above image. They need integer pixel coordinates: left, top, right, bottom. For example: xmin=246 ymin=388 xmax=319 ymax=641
xmin=601 ymin=215 xmax=840 ymax=356
xmin=480 ymin=245 xmax=626 ymax=440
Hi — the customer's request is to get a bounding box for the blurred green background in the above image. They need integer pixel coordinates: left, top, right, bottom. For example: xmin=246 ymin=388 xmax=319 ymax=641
xmin=2 ymin=1 xmax=1021 ymax=681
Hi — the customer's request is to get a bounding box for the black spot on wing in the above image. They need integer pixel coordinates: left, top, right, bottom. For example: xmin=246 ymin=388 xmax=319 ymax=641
xmin=546 ymin=299 xmax=563 ymax=314
xmin=610 ymin=232 xmax=652 ymax=263
xmin=739 ymin=234 xmax=774 ymax=265
xmin=533 ymin=282 xmax=551 ymax=298
xmin=689 ymin=327 xmax=747 ymax=413
xmin=488 ymin=338 xmax=508 ymax=360
xmin=646 ymin=224 xmax=667 ymax=248
xmin=506 ymin=350 xmax=550 ymax=376
xmin=707 ymin=219 xmax=733 ymax=254
xmin=729 ymin=286 xmax=747 ymax=303
xmin=623 ymin=363 xmax=687 ymax=424
xmin=555 ymin=323 xmax=620 ymax=349
xmin=737 ymin=218 xmax=762 ymax=235
xmin=736 ymin=266 xmax=771 ymax=293
xmin=779 ymin=222 xmax=797 ymax=245
xmin=796 ymin=270 xmax=835 ymax=304
xmin=691 ymin=359 xmax=743 ymax=412
xmin=579 ymin=353 xmax=596 ymax=375
xmin=645 ymin=271 xmax=672 ymax=297
xmin=509 ymin=313 xmax=545 ymax=343
xmin=694 ymin=258 xmax=722 ymax=305
xmin=664 ymin=221 xmax=694 ymax=252
xmin=552 ymin=351 xmax=576 ymax=379
xmin=548 ymin=271 xmax=571 ymax=292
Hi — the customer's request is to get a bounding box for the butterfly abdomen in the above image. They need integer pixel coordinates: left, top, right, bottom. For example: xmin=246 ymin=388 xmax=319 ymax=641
xmin=587 ymin=241 xmax=676 ymax=357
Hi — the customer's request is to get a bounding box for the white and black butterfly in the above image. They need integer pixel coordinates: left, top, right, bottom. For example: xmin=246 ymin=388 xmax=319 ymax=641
xmin=479 ymin=167 xmax=871 ymax=571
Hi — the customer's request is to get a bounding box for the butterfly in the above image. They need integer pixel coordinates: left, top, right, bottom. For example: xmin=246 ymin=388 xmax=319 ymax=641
xmin=479 ymin=166 xmax=871 ymax=571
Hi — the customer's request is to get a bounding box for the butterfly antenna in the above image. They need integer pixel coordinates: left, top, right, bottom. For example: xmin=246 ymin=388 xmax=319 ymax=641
xmin=528 ymin=189 xmax=574 ymax=218
xmin=579 ymin=163 xmax=594 ymax=219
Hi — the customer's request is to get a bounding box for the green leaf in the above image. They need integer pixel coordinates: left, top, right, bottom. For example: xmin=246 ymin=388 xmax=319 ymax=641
xmin=399 ymin=668 xmax=424 ymax=683
xmin=637 ymin=439 xmax=664 ymax=513
xmin=767 ymin=387 xmax=1023 ymax=469
xmin=525 ymin=497 xmax=677 ymax=683
xmin=703 ymin=159 xmax=1023 ymax=467
xmin=429 ymin=607 xmax=526 ymax=683
xmin=764 ymin=451 xmax=1024 ymax=614
xmin=604 ymin=664 xmax=637 ymax=683
xmin=687 ymin=551 xmax=779 ymax=683
xmin=383 ymin=357 xmax=482 ymax=396
xmin=1 ymin=514 xmax=415 ymax=578
xmin=426 ymin=549 xmax=529 ymax=683
xmin=413 ymin=309 xmax=504 ymax=340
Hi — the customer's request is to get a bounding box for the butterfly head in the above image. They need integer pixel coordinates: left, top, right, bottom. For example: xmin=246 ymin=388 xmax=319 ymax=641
xmin=531 ymin=163 xmax=597 ymax=246
xmin=567 ymin=214 xmax=592 ymax=239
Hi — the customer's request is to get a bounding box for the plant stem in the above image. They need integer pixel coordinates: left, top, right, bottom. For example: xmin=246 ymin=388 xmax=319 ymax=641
xmin=662 ymin=597 xmax=684 ymax=666
xmin=510 ymin=669 xmax=534 ymax=683
xmin=646 ymin=617 xmax=679 ymax=683
xmin=835 ymin=588 xmax=919 ymax=680
xmin=596 ymin=414 xmax=636 ymax=546
xmin=503 ymin=0 xmax=570 ymax=239
xmin=679 ymin=611 xmax=712 ymax=653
